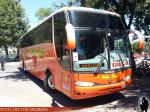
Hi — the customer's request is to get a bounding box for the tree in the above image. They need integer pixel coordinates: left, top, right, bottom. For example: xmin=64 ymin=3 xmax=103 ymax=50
xmin=35 ymin=0 xmax=80 ymax=21
xmin=35 ymin=7 xmax=51 ymax=20
xmin=0 ymin=0 xmax=29 ymax=57
xmin=90 ymin=1 xmax=149 ymax=33
xmin=58 ymin=0 xmax=149 ymax=33
xmin=133 ymin=0 xmax=150 ymax=34
xmin=51 ymin=0 xmax=80 ymax=11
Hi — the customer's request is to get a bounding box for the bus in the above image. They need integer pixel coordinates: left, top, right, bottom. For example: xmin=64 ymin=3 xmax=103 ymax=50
xmin=19 ymin=7 xmax=133 ymax=100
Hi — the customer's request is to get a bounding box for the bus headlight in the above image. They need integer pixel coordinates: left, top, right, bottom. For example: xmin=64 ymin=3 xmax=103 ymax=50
xmin=75 ymin=81 xmax=95 ymax=87
xmin=124 ymin=75 xmax=131 ymax=81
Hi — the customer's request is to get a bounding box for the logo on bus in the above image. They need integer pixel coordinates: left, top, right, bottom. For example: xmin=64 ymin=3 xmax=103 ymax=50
xmin=101 ymin=74 xmax=118 ymax=79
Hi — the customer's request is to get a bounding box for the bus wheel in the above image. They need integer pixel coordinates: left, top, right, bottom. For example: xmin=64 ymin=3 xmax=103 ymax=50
xmin=44 ymin=71 xmax=55 ymax=92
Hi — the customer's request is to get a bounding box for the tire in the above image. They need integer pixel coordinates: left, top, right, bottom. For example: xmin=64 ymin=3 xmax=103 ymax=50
xmin=44 ymin=71 xmax=55 ymax=92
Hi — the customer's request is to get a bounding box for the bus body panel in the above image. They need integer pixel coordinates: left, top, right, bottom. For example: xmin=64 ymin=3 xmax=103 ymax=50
xmin=20 ymin=43 xmax=73 ymax=98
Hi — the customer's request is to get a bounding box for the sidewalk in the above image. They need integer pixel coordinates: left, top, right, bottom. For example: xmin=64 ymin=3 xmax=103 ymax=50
xmin=6 ymin=62 xmax=20 ymax=66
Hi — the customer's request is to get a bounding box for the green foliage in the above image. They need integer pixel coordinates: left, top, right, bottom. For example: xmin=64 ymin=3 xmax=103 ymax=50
xmin=51 ymin=0 xmax=80 ymax=11
xmin=0 ymin=0 xmax=29 ymax=55
xmin=133 ymin=0 xmax=150 ymax=34
xmin=35 ymin=7 xmax=51 ymax=20
xmin=59 ymin=0 xmax=149 ymax=33
xmin=35 ymin=0 xmax=79 ymax=20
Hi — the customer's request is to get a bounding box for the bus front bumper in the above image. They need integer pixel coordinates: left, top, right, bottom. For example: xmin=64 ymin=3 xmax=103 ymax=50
xmin=71 ymin=79 xmax=132 ymax=100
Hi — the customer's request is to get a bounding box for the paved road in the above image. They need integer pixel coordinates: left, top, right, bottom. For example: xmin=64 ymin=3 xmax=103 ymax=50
xmin=0 ymin=62 xmax=150 ymax=111
xmin=0 ymin=62 xmax=54 ymax=107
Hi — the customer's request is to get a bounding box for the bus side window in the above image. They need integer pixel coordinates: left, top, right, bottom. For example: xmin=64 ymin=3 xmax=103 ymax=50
xmin=20 ymin=33 xmax=34 ymax=48
xmin=36 ymin=18 xmax=52 ymax=43
xmin=54 ymin=12 xmax=70 ymax=70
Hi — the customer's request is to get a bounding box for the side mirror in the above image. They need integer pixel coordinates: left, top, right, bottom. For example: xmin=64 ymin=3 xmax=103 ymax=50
xmin=65 ymin=24 xmax=76 ymax=50
xmin=129 ymin=30 xmax=144 ymax=49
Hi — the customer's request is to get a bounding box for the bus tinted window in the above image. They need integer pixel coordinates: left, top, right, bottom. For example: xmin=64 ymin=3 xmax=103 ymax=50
xmin=69 ymin=11 xmax=125 ymax=30
xmin=20 ymin=18 xmax=52 ymax=48
xmin=75 ymin=31 xmax=106 ymax=60
xmin=54 ymin=12 xmax=70 ymax=70
xmin=20 ymin=32 xmax=34 ymax=47
xmin=107 ymin=15 xmax=124 ymax=30
xmin=69 ymin=11 xmax=106 ymax=28
xmin=36 ymin=19 xmax=52 ymax=44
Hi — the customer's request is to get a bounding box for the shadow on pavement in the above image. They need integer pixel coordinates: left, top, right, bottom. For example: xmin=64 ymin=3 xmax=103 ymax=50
xmin=0 ymin=71 xmax=29 ymax=81
xmin=48 ymin=92 xmax=125 ymax=108
xmin=18 ymin=68 xmax=126 ymax=108
xmin=111 ymin=75 xmax=150 ymax=109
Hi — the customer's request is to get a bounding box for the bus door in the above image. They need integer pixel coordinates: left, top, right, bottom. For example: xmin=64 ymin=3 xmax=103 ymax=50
xmin=54 ymin=12 xmax=72 ymax=91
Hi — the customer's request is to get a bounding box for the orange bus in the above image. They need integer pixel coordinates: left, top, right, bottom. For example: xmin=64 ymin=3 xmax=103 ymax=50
xmin=19 ymin=7 xmax=133 ymax=100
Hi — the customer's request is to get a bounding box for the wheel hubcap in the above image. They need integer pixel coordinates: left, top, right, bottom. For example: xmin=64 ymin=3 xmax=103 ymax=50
xmin=48 ymin=76 xmax=54 ymax=89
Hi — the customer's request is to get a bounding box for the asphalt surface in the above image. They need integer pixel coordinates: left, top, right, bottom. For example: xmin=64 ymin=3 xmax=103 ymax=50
xmin=0 ymin=62 xmax=150 ymax=112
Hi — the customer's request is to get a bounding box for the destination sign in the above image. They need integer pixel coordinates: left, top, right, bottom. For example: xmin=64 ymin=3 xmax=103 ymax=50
xmin=111 ymin=58 xmax=130 ymax=69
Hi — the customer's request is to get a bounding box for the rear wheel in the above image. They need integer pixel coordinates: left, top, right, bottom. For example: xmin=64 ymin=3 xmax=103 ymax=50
xmin=44 ymin=71 xmax=55 ymax=92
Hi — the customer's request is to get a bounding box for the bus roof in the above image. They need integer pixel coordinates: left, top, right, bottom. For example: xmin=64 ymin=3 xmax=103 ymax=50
xmin=62 ymin=7 xmax=120 ymax=16
xmin=20 ymin=7 xmax=120 ymax=39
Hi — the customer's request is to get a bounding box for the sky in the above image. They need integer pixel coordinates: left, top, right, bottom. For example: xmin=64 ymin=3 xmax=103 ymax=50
xmin=21 ymin=0 xmax=66 ymax=29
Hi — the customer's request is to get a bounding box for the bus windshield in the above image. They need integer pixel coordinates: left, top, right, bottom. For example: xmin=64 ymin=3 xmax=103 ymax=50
xmin=73 ymin=30 xmax=131 ymax=72
xmin=69 ymin=10 xmax=125 ymax=30
xmin=68 ymin=10 xmax=131 ymax=72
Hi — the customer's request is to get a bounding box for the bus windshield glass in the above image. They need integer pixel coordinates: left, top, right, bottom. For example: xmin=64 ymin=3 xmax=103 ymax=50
xmin=68 ymin=10 xmax=131 ymax=72
xmin=68 ymin=10 xmax=125 ymax=30
xmin=73 ymin=30 xmax=131 ymax=72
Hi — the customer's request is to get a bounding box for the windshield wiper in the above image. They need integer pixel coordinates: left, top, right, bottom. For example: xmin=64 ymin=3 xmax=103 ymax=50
xmin=94 ymin=47 xmax=108 ymax=74
xmin=117 ymin=50 xmax=125 ymax=68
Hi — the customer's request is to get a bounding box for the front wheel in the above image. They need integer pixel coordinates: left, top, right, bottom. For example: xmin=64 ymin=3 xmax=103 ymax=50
xmin=44 ymin=71 xmax=55 ymax=92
